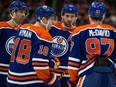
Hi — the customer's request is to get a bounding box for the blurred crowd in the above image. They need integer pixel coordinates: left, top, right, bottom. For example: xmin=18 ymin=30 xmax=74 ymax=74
xmin=0 ymin=0 xmax=116 ymax=27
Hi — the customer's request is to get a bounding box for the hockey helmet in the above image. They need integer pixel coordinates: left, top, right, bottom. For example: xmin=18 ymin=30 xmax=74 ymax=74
xmin=35 ymin=5 xmax=56 ymax=20
xmin=88 ymin=2 xmax=106 ymax=18
xmin=10 ymin=0 xmax=29 ymax=15
xmin=61 ymin=4 xmax=78 ymax=15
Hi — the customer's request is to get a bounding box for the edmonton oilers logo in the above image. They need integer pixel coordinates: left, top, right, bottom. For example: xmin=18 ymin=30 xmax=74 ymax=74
xmin=51 ymin=36 xmax=69 ymax=57
xmin=5 ymin=36 xmax=15 ymax=55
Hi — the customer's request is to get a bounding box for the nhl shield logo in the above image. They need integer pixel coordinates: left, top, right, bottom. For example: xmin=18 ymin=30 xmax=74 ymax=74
xmin=5 ymin=36 xmax=15 ymax=55
xmin=51 ymin=36 xmax=69 ymax=57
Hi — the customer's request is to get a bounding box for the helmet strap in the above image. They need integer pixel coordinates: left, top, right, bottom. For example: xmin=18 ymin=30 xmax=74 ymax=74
xmin=10 ymin=12 xmax=19 ymax=26
xmin=40 ymin=19 xmax=50 ymax=31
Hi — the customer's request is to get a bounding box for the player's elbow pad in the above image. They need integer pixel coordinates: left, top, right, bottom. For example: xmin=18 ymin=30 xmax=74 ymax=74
xmin=46 ymin=73 xmax=60 ymax=87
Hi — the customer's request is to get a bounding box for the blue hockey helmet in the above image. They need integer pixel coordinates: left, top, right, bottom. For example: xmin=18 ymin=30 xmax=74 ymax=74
xmin=88 ymin=2 xmax=106 ymax=18
xmin=61 ymin=4 xmax=78 ymax=15
xmin=35 ymin=5 xmax=56 ymax=20
xmin=9 ymin=0 xmax=29 ymax=15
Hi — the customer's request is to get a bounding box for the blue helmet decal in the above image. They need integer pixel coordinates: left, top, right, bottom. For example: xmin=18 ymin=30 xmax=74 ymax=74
xmin=10 ymin=0 xmax=29 ymax=15
xmin=88 ymin=2 xmax=106 ymax=18
xmin=61 ymin=4 xmax=78 ymax=15
xmin=35 ymin=5 xmax=56 ymax=20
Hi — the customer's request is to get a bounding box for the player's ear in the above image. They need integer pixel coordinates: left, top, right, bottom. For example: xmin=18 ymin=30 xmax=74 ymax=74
xmin=10 ymin=11 xmax=15 ymax=18
xmin=41 ymin=17 xmax=47 ymax=24
xmin=75 ymin=17 xmax=77 ymax=20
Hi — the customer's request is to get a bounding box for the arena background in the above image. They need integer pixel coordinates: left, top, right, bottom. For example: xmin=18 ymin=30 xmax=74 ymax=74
xmin=0 ymin=0 xmax=116 ymax=27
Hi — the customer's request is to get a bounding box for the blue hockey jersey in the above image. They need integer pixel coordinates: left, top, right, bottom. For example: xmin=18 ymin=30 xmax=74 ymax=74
xmin=0 ymin=22 xmax=18 ymax=84
xmin=7 ymin=24 xmax=55 ymax=87
xmin=68 ymin=24 xmax=116 ymax=84
xmin=49 ymin=21 xmax=75 ymax=78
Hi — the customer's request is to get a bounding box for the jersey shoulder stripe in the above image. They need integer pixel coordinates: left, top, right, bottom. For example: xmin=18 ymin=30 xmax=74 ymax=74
xmin=53 ymin=21 xmax=62 ymax=28
xmin=73 ymin=24 xmax=116 ymax=36
xmin=52 ymin=21 xmax=63 ymax=30
xmin=0 ymin=22 xmax=13 ymax=29
xmin=52 ymin=21 xmax=74 ymax=32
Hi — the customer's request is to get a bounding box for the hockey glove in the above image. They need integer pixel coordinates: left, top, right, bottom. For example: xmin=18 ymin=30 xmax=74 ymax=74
xmin=49 ymin=57 xmax=60 ymax=69
xmin=46 ymin=72 xmax=60 ymax=87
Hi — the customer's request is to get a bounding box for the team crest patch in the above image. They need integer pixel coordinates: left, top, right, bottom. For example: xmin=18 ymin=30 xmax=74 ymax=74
xmin=51 ymin=36 xmax=69 ymax=57
xmin=5 ymin=36 xmax=15 ymax=55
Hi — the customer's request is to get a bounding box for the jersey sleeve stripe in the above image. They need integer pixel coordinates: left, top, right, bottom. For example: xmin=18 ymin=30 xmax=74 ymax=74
xmin=79 ymin=57 xmax=95 ymax=69
xmin=69 ymin=57 xmax=80 ymax=62
xmin=0 ymin=67 xmax=9 ymax=71
xmin=9 ymin=70 xmax=36 ymax=76
xmin=47 ymin=73 xmax=57 ymax=85
xmin=77 ymin=75 xmax=86 ymax=87
xmin=7 ymin=78 xmax=43 ymax=85
xmin=32 ymin=62 xmax=48 ymax=66
xmin=68 ymin=66 xmax=78 ymax=70
xmin=8 ymin=74 xmax=39 ymax=81
xmin=0 ymin=71 xmax=8 ymax=75
xmin=78 ymin=62 xmax=94 ymax=76
xmin=32 ymin=58 xmax=49 ymax=62
xmin=68 ymin=62 xmax=80 ymax=67
xmin=33 ymin=66 xmax=49 ymax=70
xmin=0 ymin=63 xmax=9 ymax=67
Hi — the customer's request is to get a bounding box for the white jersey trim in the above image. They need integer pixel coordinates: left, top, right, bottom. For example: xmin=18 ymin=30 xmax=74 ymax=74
xmin=78 ymin=62 xmax=94 ymax=75
xmin=33 ymin=58 xmax=49 ymax=62
xmin=0 ymin=63 xmax=9 ymax=67
xmin=59 ymin=66 xmax=68 ymax=69
xmin=7 ymin=78 xmax=44 ymax=85
xmin=69 ymin=57 xmax=80 ymax=62
xmin=68 ymin=66 xmax=78 ymax=70
xmin=34 ymin=66 xmax=49 ymax=69
xmin=0 ymin=71 xmax=8 ymax=75
xmin=9 ymin=70 xmax=36 ymax=76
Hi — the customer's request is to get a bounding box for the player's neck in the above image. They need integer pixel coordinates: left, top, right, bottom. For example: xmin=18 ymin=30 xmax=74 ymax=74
xmin=7 ymin=19 xmax=21 ymax=30
xmin=90 ymin=21 xmax=102 ymax=24
xmin=33 ymin=22 xmax=47 ymax=31
xmin=7 ymin=19 xmax=19 ymax=27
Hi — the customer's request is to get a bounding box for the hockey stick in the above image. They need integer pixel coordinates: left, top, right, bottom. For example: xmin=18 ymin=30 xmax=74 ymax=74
xmin=58 ymin=70 xmax=68 ymax=80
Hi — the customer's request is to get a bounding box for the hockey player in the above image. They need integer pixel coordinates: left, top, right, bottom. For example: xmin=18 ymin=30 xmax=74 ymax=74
xmin=6 ymin=5 xmax=60 ymax=87
xmin=49 ymin=4 xmax=78 ymax=87
xmin=68 ymin=1 xmax=116 ymax=87
xmin=0 ymin=1 xmax=29 ymax=87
